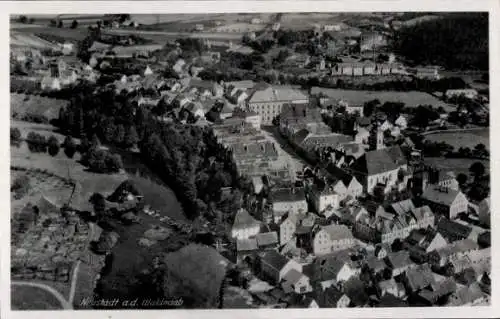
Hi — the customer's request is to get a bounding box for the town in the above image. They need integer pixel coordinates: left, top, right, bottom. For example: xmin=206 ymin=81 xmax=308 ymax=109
xmin=10 ymin=12 xmax=490 ymax=310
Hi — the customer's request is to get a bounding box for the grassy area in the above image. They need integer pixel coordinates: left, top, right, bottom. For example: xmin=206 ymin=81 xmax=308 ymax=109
xmin=424 ymin=157 xmax=490 ymax=176
xmin=11 ymin=285 xmax=63 ymax=310
xmin=424 ymin=128 xmax=489 ymax=150
xmin=12 ymin=26 xmax=89 ymax=42
xmin=12 ymin=120 xmax=76 ymax=144
xmin=11 ymin=94 xmax=69 ymax=122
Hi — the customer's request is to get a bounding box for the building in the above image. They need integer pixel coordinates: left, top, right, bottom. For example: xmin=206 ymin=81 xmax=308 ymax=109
xmin=377 ymin=278 xmax=406 ymax=298
xmin=236 ymin=238 xmax=258 ymax=263
xmin=314 ymin=256 xmax=360 ymax=290
xmin=478 ymin=197 xmax=490 ymax=227
xmin=281 ymin=269 xmax=312 ymax=294
xmin=415 ymin=67 xmax=440 ymax=80
xmin=428 ymin=239 xmax=479 ymax=268
xmin=231 ymin=209 xmax=261 ymax=240
xmin=279 ymin=214 xmax=298 ymax=246
xmin=401 ymin=263 xmax=436 ymax=294
xmin=259 ymin=250 xmax=303 ymax=284
xmin=309 ymin=184 xmax=340 ymax=214
xmin=445 ymin=89 xmax=478 ymax=100
xmin=437 ymin=218 xmax=472 ymax=243
xmin=248 ymin=86 xmax=309 ymax=125
xmin=421 ymin=187 xmax=468 ymax=220
xmin=269 ymin=188 xmax=308 ymax=223
xmin=319 ymin=287 xmax=351 ymax=307
xmin=40 ymin=76 xmax=61 ymax=91
xmin=410 ymin=205 xmax=435 ymax=229
xmin=256 ymin=232 xmax=279 ymax=250
xmin=446 ymin=283 xmax=488 ymax=306
xmin=384 ymin=251 xmax=414 ymax=277
xmin=313 ymin=224 xmax=355 ymax=256
xmin=348 ymin=145 xmax=409 ymax=194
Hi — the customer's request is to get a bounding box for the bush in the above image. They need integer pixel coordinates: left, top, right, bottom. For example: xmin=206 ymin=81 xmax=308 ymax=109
xmin=63 ymin=135 xmax=77 ymax=158
xmin=10 ymin=127 xmax=21 ymax=145
xmin=26 ymin=131 xmax=47 ymax=153
xmin=48 ymin=136 xmax=60 ymax=156
xmin=11 ymin=174 xmax=31 ymax=200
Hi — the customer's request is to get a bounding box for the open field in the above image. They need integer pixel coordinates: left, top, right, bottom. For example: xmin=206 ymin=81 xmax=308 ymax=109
xmin=11 ymin=120 xmax=74 ymax=144
xmin=11 ymin=94 xmax=69 ymax=122
xmin=10 ymin=31 xmax=59 ymax=49
xmin=424 ymin=128 xmax=489 ymax=150
xmin=310 ymin=87 xmax=455 ymax=111
xmin=11 ymin=144 xmax=128 ymax=212
xmin=11 ymin=27 xmax=89 ymax=43
xmin=424 ymin=157 xmax=490 ymax=176
xmin=11 ymin=285 xmax=64 ymax=310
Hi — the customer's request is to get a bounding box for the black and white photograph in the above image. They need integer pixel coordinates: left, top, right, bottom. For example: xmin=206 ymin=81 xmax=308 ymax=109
xmin=7 ymin=4 xmax=494 ymax=314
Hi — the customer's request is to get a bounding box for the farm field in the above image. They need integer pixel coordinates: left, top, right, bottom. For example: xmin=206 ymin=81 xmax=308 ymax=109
xmin=310 ymin=88 xmax=455 ymax=112
xmin=424 ymin=157 xmax=490 ymax=176
xmin=424 ymin=128 xmax=489 ymax=150
xmin=11 ymin=94 xmax=69 ymax=123
xmin=11 ymin=27 xmax=89 ymax=43
xmin=11 ymin=285 xmax=64 ymax=310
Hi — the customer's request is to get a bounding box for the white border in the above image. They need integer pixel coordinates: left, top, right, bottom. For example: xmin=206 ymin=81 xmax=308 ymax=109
xmin=2 ymin=1 xmax=499 ymax=319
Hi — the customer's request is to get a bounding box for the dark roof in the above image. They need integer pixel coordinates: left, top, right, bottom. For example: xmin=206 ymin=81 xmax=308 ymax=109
xmin=237 ymin=238 xmax=258 ymax=252
xmin=343 ymin=277 xmax=369 ymax=306
xmin=437 ymin=218 xmax=472 ymax=241
xmin=321 ymin=286 xmax=348 ymax=307
xmin=404 ymin=264 xmax=435 ymax=292
xmin=365 ymin=256 xmax=386 ymax=272
xmin=385 ymin=251 xmax=412 ymax=269
xmin=270 ymin=187 xmax=306 ymax=203
xmin=260 ymin=250 xmax=290 ymax=271
xmin=376 ymin=293 xmax=408 ymax=307
xmin=233 ymin=209 xmax=261 ymax=229
xmin=389 ymin=199 xmax=415 ymax=216
xmin=256 ymin=232 xmax=278 ymax=247
xmin=351 ymin=146 xmax=406 ymax=176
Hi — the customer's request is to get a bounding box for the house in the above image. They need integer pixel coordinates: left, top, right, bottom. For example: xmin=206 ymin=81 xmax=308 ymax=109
xmin=394 ymin=115 xmax=408 ymax=130
xmin=259 ymin=250 xmax=302 ymax=284
xmin=376 ymin=293 xmax=408 ymax=307
xmin=410 ymin=205 xmax=435 ymax=229
xmin=256 ymin=232 xmax=279 ymax=250
xmin=436 ymin=218 xmax=472 ymax=243
xmin=269 ymin=188 xmax=308 ymax=223
xmin=279 ymin=214 xmax=297 ymax=246
xmin=314 ymin=256 xmax=360 ymax=290
xmin=478 ymin=197 xmax=490 ymax=227
xmin=313 ymin=224 xmax=355 ymax=256
xmin=319 ymin=287 xmax=351 ymax=307
xmin=401 ymin=263 xmax=435 ymax=294
xmin=421 ymin=187 xmax=468 ymax=220
xmin=363 ymin=256 xmax=387 ymax=278
xmin=415 ymin=67 xmax=440 ymax=80
xmin=281 ymin=269 xmax=312 ymax=294
xmin=348 ymin=146 xmax=409 ymax=194
xmin=445 ymin=89 xmax=478 ymax=100
xmin=446 ymin=283 xmax=488 ymax=306
xmin=417 ymin=277 xmax=457 ymax=305
xmin=354 ymin=127 xmax=370 ymax=145
xmin=374 ymin=244 xmax=389 ymax=259
xmin=40 ymin=76 xmax=61 ymax=91
xmin=384 ymin=251 xmax=414 ymax=277
xmin=231 ymin=209 xmax=261 ymax=240
xmin=428 ymin=239 xmax=479 ymax=268
xmin=294 ymin=296 xmax=319 ymax=308
xmin=143 ymin=65 xmax=154 ymax=76
xmin=309 ymin=184 xmax=340 ymax=214
xmin=236 ymin=238 xmax=258 ymax=263
xmin=406 ymin=229 xmax=448 ymax=263
xmin=377 ymin=278 xmax=406 ymax=298
xmin=248 ymin=86 xmax=309 ymax=125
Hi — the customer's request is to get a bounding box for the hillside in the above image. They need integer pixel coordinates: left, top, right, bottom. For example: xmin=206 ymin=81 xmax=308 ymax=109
xmin=393 ymin=13 xmax=488 ymax=70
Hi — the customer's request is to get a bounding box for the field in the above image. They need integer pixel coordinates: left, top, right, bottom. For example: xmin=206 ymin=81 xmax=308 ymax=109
xmin=424 ymin=128 xmax=490 ymax=150
xmin=11 ymin=120 xmax=74 ymax=144
xmin=10 ymin=27 xmax=89 ymax=43
xmin=11 ymin=285 xmax=64 ymax=310
xmin=11 ymin=95 xmax=69 ymax=122
xmin=424 ymin=157 xmax=490 ymax=176
xmin=311 ymin=88 xmax=455 ymax=112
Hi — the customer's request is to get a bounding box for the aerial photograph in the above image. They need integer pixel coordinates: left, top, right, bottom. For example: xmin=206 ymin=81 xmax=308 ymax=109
xmin=10 ymin=12 xmax=490 ymax=310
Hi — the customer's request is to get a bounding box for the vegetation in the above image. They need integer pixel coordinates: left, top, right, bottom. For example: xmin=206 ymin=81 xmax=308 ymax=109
xmin=47 ymin=135 xmax=60 ymax=157
xmin=26 ymin=131 xmax=47 ymax=153
xmin=63 ymin=135 xmax=77 ymax=158
xmin=393 ymin=13 xmax=488 ymax=70
xmin=11 ymin=174 xmax=31 ymax=200
xmin=11 ymin=127 xmax=22 ymax=145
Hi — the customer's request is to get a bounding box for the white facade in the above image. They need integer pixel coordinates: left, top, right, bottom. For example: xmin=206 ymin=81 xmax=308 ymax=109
xmin=231 ymin=225 xmax=260 ymax=240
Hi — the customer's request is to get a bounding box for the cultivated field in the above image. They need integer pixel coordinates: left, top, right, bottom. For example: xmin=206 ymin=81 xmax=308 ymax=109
xmin=424 ymin=157 xmax=490 ymax=176
xmin=424 ymin=128 xmax=490 ymax=150
xmin=311 ymin=88 xmax=454 ymax=111
xmin=11 ymin=285 xmax=64 ymax=310
xmin=10 ymin=31 xmax=58 ymax=50
xmin=11 ymin=94 xmax=69 ymax=122
xmin=11 ymin=27 xmax=89 ymax=43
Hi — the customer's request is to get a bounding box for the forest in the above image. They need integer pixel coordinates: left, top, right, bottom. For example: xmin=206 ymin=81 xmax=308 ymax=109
xmin=393 ymin=13 xmax=488 ymax=70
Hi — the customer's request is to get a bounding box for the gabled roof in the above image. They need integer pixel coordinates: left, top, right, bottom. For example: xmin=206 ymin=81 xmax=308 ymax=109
xmin=385 ymin=251 xmax=412 ymax=269
xmin=256 ymin=232 xmax=278 ymax=247
xmin=411 ymin=205 xmax=434 ymax=221
xmin=389 ymin=199 xmax=415 ymax=216
xmin=319 ymin=224 xmax=354 ymax=241
xmin=233 ymin=209 xmax=261 ymax=230
xmin=260 ymin=250 xmax=290 ymax=271
xmin=404 ymin=263 xmax=435 ymax=292
xmin=437 ymin=218 xmax=472 ymax=240
xmin=236 ymin=238 xmax=258 ymax=252
xmin=249 ymin=86 xmax=309 ymax=103
xmin=351 ymin=146 xmax=406 ymax=176
xmin=270 ymin=188 xmax=306 ymax=203
xmin=435 ymin=239 xmax=479 ymax=259
xmin=421 ymin=187 xmax=464 ymax=207
xmin=283 ymin=269 xmax=306 ymax=286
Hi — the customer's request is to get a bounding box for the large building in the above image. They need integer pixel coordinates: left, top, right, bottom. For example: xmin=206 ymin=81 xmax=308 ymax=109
xmin=248 ymin=86 xmax=310 ymax=125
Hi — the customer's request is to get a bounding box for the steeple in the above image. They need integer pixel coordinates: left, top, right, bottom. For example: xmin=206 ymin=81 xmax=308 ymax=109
xmin=369 ymin=120 xmax=385 ymax=151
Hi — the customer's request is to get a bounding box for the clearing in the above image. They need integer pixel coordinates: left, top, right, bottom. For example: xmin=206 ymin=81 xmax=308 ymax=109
xmin=424 ymin=128 xmax=489 ymax=150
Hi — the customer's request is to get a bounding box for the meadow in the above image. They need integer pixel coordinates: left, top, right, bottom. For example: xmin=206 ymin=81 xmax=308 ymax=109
xmin=424 ymin=128 xmax=490 ymax=151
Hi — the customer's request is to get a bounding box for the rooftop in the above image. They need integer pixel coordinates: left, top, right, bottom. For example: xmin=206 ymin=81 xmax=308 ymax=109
xmin=270 ymin=187 xmax=306 ymax=203
xmin=249 ymin=86 xmax=309 ymax=103
xmin=422 ymin=187 xmax=464 ymax=207
xmin=351 ymin=146 xmax=406 ymax=176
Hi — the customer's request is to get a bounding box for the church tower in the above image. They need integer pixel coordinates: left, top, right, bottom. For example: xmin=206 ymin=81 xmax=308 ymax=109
xmin=369 ymin=121 xmax=385 ymax=151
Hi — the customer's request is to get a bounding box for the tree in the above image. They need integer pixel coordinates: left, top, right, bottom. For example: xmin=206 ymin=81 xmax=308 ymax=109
xmin=363 ymin=99 xmax=380 ymax=117
xmin=50 ymin=19 xmax=57 ymax=27
xmin=47 ymin=135 xmax=60 ymax=156
xmin=106 ymin=153 xmax=123 ymax=173
xmin=11 ymin=174 xmax=31 ymax=200
xmin=124 ymin=126 xmax=139 ymax=148
xmin=469 ymin=162 xmax=486 ymax=181
xmin=457 ymin=173 xmax=468 ymax=187
xmin=113 ymin=124 xmax=126 ymax=145
xmin=63 ymin=135 xmax=77 ymax=158
xmin=18 ymin=15 xmax=28 ymax=24
xmin=10 ymin=127 xmax=21 ymax=145
xmin=79 ymin=135 xmax=90 ymax=153
xmin=90 ymin=133 xmax=101 ymax=149
xmin=71 ymin=20 xmax=78 ymax=29
xmin=89 ymin=192 xmax=106 ymax=217
xmin=57 ymin=20 xmax=63 ymax=28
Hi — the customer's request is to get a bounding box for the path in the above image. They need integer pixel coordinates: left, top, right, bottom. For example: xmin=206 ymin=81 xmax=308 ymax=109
xmin=12 ymin=281 xmax=73 ymax=310
xmin=421 ymin=127 xmax=489 ymax=136
xmin=68 ymin=260 xmax=82 ymax=305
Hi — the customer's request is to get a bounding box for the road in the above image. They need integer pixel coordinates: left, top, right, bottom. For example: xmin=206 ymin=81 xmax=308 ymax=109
xmin=103 ymin=29 xmax=244 ymax=41
xmin=12 ymin=281 xmax=73 ymax=310
xmin=68 ymin=260 xmax=82 ymax=305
